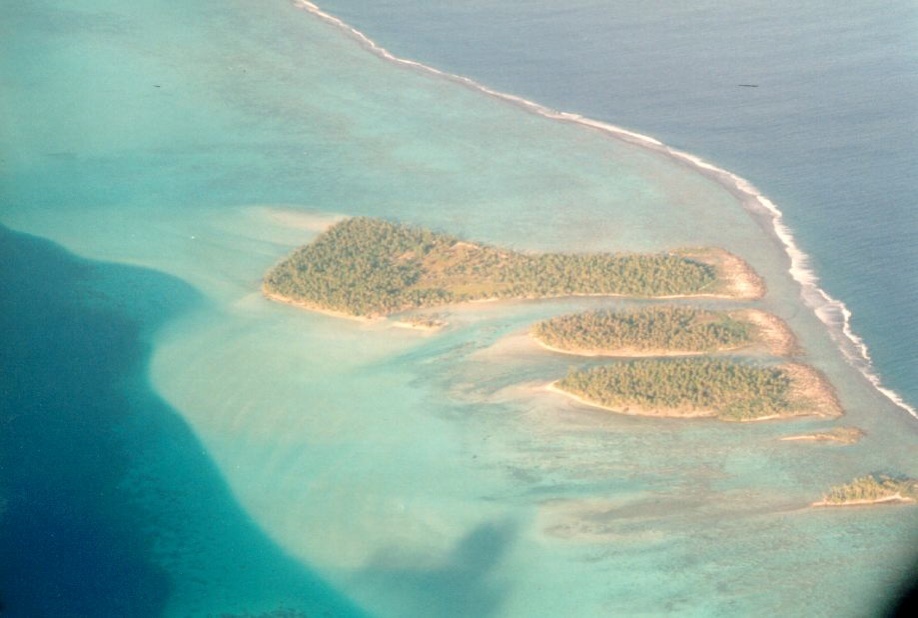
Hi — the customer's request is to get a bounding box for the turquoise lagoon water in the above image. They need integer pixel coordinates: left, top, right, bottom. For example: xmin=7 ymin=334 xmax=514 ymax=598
xmin=319 ymin=0 xmax=918 ymax=413
xmin=1 ymin=0 xmax=915 ymax=616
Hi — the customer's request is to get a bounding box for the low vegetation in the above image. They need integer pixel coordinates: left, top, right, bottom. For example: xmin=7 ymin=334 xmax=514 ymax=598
xmin=556 ymin=359 xmax=825 ymax=421
xmin=263 ymin=218 xmax=736 ymax=317
xmin=780 ymin=426 xmax=864 ymax=444
xmin=533 ymin=306 xmax=754 ymax=355
xmin=817 ymin=474 xmax=918 ymax=506
xmin=397 ymin=313 xmax=447 ymax=330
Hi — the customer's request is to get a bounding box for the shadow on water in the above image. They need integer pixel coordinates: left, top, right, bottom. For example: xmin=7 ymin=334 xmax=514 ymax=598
xmin=0 ymin=225 xmax=366 ymax=617
xmin=356 ymin=520 xmax=519 ymax=618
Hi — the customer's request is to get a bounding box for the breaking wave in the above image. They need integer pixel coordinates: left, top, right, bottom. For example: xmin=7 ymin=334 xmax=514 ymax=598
xmin=293 ymin=0 xmax=916 ymax=420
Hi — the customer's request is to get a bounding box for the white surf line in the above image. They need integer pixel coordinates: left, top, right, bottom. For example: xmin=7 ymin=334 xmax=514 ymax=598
xmin=291 ymin=0 xmax=917 ymax=420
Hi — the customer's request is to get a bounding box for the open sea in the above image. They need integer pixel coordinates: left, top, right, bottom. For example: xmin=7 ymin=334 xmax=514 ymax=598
xmin=1 ymin=1 xmax=915 ymax=616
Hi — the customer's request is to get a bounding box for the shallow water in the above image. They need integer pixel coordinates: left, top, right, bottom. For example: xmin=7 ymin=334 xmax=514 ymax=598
xmin=0 ymin=226 xmax=364 ymax=616
xmin=319 ymin=0 xmax=918 ymax=414
xmin=1 ymin=0 xmax=916 ymax=616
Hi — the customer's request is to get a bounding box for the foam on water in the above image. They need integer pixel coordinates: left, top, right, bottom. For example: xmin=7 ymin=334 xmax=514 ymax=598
xmin=4 ymin=1 xmax=917 ymax=615
xmin=294 ymin=0 xmax=916 ymax=421
xmin=667 ymin=155 xmax=918 ymax=420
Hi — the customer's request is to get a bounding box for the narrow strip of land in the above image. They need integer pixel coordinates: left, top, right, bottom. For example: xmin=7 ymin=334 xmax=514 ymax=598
xmin=550 ymin=359 xmax=841 ymax=422
xmin=531 ymin=306 xmax=795 ymax=358
xmin=813 ymin=475 xmax=917 ymax=507
xmin=779 ymin=426 xmax=863 ymax=445
xmin=264 ymin=217 xmax=764 ymax=318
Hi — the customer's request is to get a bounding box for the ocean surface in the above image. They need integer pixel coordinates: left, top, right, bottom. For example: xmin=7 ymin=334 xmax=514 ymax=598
xmin=317 ymin=0 xmax=918 ymax=423
xmin=1 ymin=1 xmax=915 ymax=616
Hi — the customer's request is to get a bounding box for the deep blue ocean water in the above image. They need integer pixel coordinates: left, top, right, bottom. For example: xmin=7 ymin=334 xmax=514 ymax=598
xmin=1 ymin=1 xmax=916 ymax=616
xmin=0 ymin=226 xmax=366 ymax=616
xmin=320 ymin=0 xmax=918 ymax=414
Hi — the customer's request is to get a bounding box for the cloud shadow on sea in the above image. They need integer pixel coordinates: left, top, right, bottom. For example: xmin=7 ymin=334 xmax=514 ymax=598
xmin=354 ymin=519 xmax=519 ymax=618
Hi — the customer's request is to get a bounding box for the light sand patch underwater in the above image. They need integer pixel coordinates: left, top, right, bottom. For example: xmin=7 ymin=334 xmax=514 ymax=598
xmin=3 ymin=0 xmax=916 ymax=615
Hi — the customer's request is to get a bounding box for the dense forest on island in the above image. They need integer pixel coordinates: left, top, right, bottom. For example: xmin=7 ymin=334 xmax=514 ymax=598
xmin=263 ymin=218 xmax=732 ymax=317
xmin=533 ymin=306 xmax=755 ymax=354
xmin=557 ymin=359 xmax=819 ymax=421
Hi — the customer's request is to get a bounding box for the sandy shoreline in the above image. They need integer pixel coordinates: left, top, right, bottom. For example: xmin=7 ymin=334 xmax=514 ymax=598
xmin=783 ymin=363 xmax=843 ymax=418
xmin=264 ymin=288 xmax=447 ymax=332
xmin=390 ymin=318 xmax=447 ymax=332
xmin=812 ymin=494 xmax=916 ymax=508
xmin=292 ymin=1 xmax=918 ymax=424
xmin=544 ymin=361 xmax=841 ymax=422
xmin=681 ymin=248 xmax=766 ymax=300
xmin=533 ymin=337 xmax=712 ymax=359
xmin=779 ymin=426 xmax=864 ymax=445
xmin=530 ymin=308 xmax=797 ymax=359
xmin=263 ymin=244 xmax=764 ymax=324
xmin=543 ymin=381 xmax=718 ymax=419
xmin=262 ymin=287 xmax=379 ymax=323
xmin=733 ymin=309 xmax=799 ymax=356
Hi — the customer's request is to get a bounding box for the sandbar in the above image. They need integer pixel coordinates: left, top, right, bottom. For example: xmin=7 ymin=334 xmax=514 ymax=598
xmin=678 ymin=248 xmax=766 ymax=300
xmin=780 ymin=426 xmax=864 ymax=445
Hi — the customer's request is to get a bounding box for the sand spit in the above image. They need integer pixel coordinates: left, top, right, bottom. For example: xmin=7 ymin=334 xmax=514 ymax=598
xmin=682 ymin=248 xmax=766 ymax=300
xmin=779 ymin=426 xmax=864 ymax=445
xmin=252 ymin=206 xmax=345 ymax=232
xmin=782 ymin=363 xmax=843 ymax=419
xmin=733 ymin=309 xmax=799 ymax=356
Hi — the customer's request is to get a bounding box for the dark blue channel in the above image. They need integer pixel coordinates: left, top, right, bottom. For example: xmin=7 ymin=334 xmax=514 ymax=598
xmin=0 ymin=225 xmax=366 ymax=617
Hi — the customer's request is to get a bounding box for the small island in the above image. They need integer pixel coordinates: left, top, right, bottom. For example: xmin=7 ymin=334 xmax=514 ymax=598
xmin=392 ymin=313 xmax=448 ymax=331
xmin=814 ymin=474 xmax=918 ymax=507
xmin=780 ymin=426 xmax=864 ymax=445
xmin=551 ymin=359 xmax=841 ymax=421
xmin=263 ymin=217 xmax=763 ymax=318
xmin=532 ymin=306 xmax=795 ymax=357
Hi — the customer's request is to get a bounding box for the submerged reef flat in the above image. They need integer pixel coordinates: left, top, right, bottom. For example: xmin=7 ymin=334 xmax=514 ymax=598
xmin=263 ymin=217 xmax=762 ymax=318
xmin=780 ymin=426 xmax=865 ymax=445
xmin=532 ymin=306 xmax=795 ymax=357
xmin=814 ymin=475 xmax=918 ymax=507
xmin=553 ymin=359 xmax=841 ymax=421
